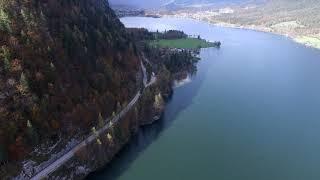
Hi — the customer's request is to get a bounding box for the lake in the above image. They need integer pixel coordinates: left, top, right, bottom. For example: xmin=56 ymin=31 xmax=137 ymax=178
xmin=88 ymin=17 xmax=320 ymax=180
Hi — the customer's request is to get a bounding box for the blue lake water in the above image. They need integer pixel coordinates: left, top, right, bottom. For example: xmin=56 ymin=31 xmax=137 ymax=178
xmin=88 ymin=17 xmax=320 ymax=180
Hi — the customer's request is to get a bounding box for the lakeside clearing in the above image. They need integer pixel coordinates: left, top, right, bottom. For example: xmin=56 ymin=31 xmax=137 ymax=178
xmin=195 ymin=18 xmax=320 ymax=50
xmin=150 ymin=38 xmax=220 ymax=49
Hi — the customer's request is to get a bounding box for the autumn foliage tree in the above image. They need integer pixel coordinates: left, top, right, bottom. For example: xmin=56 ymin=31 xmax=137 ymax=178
xmin=0 ymin=0 xmax=141 ymax=164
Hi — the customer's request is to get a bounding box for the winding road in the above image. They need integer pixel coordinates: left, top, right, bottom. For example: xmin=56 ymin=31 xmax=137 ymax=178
xmin=30 ymin=62 xmax=156 ymax=180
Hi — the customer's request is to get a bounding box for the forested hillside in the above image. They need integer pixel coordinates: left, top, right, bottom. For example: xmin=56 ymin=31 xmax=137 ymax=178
xmin=0 ymin=0 xmax=140 ymax=165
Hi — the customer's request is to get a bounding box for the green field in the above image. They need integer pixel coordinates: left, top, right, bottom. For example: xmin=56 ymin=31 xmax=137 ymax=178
xmin=150 ymin=38 xmax=219 ymax=49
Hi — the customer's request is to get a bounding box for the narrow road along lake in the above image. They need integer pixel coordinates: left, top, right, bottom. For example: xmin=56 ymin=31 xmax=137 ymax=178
xmin=88 ymin=17 xmax=320 ymax=180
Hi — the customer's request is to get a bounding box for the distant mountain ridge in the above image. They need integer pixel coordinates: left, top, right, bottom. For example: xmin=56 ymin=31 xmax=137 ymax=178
xmin=163 ymin=0 xmax=265 ymax=8
xmin=109 ymin=0 xmax=266 ymax=9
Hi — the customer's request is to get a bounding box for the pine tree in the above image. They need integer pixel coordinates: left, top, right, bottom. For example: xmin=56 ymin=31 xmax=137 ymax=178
xmin=91 ymin=127 xmax=97 ymax=135
xmin=0 ymin=7 xmax=11 ymax=32
xmin=27 ymin=120 xmax=38 ymax=144
xmin=98 ymin=113 xmax=104 ymax=128
xmin=1 ymin=46 xmax=10 ymax=71
xmin=96 ymin=138 xmax=102 ymax=145
xmin=27 ymin=120 xmax=32 ymax=128
xmin=20 ymin=72 xmax=29 ymax=92
xmin=154 ymin=93 xmax=164 ymax=108
xmin=107 ymin=133 xmax=113 ymax=142
xmin=50 ymin=62 xmax=55 ymax=70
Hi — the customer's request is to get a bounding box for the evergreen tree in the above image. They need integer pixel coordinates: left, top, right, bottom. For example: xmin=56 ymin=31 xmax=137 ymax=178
xmin=27 ymin=120 xmax=38 ymax=145
xmin=107 ymin=133 xmax=113 ymax=142
xmin=96 ymin=138 xmax=102 ymax=145
xmin=0 ymin=7 xmax=11 ymax=32
xmin=154 ymin=93 xmax=164 ymax=109
xmin=20 ymin=72 xmax=29 ymax=92
xmin=50 ymin=62 xmax=55 ymax=70
xmin=98 ymin=113 xmax=104 ymax=128
xmin=0 ymin=46 xmax=10 ymax=71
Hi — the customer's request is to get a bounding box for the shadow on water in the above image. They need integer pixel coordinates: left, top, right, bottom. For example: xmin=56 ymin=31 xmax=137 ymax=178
xmin=86 ymin=48 xmax=215 ymax=180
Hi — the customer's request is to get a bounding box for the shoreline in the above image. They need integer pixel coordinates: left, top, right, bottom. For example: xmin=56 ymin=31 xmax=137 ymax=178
xmin=211 ymin=22 xmax=320 ymax=50
xmin=155 ymin=15 xmax=320 ymax=51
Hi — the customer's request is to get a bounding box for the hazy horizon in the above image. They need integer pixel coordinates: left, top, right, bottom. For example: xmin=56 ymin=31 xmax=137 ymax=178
xmin=109 ymin=0 xmax=167 ymax=8
xmin=109 ymin=0 xmax=255 ymax=8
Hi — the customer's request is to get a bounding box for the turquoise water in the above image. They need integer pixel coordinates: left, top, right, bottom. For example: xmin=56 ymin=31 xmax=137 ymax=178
xmin=88 ymin=17 xmax=320 ymax=180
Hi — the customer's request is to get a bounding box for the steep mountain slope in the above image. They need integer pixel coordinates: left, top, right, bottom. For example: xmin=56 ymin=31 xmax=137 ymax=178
xmin=0 ymin=0 xmax=140 ymax=165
